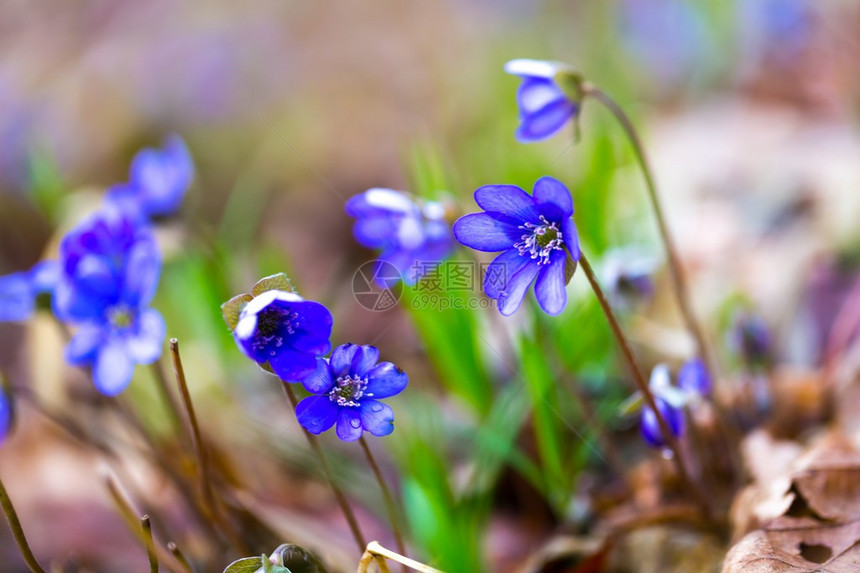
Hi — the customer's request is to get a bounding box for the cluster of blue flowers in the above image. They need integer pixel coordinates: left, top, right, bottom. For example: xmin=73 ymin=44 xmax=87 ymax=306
xmin=0 ymin=136 xmax=192 ymax=397
xmin=639 ymin=358 xmax=711 ymax=448
xmin=225 ymin=279 xmax=407 ymax=442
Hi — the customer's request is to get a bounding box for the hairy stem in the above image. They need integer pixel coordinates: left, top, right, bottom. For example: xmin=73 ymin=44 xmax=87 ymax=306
xmin=359 ymin=437 xmax=408 ymax=572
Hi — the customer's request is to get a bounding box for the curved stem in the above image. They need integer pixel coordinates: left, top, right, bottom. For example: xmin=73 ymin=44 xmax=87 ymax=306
xmin=578 ymin=252 xmax=712 ymax=521
xmin=358 ymin=437 xmax=408 ymax=572
xmin=0 ymin=476 xmax=45 ymax=573
xmin=281 ymin=383 xmax=367 ymax=553
xmin=583 ymin=85 xmax=715 ymax=378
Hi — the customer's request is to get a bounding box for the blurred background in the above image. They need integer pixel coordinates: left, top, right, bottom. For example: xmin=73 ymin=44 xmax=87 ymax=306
xmin=2 ymin=1 xmax=860 ymax=571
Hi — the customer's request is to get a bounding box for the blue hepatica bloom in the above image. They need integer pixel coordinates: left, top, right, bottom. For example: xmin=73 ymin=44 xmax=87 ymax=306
xmin=678 ymin=357 xmax=711 ymax=399
xmin=640 ymin=364 xmax=686 ymax=449
xmin=453 ymin=177 xmax=579 ymax=316
xmin=234 ymin=290 xmax=333 ymax=381
xmin=107 ymin=135 xmax=193 ymax=218
xmin=346 ymin=188 xmax=454 ymax=285
xmin=296 ymin=344 xmax=407 ymax=441
xmin=53 ymin=206 xmax=165 ymax=396
xmin=0 ymin=261 xmax=59 ymax=322
xmin=504 ymin=59 xmax=580 ymax=143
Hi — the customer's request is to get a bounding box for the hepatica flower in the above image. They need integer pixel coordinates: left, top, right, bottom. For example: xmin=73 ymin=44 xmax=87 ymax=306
xmin=601 ymin=247 xmax=658 ymax=311
xmin=0 ymin=261 xmax=59 ymax=322
xmin=53 ymin=206 xmax=165 ymax=396
xmin=453 ymin=177 xmax=579 ymax=316
xmin=296 ymin=344 xmax=407 ymax=441
xmin=640 ymin=364 xmax=686 ymax=449
xmin=107 ymin=135 xmax=193 ymax=218
xmin=504 ymin=59 xmax=582 ymax=143
xmin=678 ymin=357 xmax=711 ymax=399
xmin=345 ymin=188 xmax=453 ymax=285
xmin=232 ymin=289 xmax=333 ymax=381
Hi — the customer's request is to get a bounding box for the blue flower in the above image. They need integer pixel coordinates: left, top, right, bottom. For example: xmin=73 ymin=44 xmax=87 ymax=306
xmin=504 ymin=59 xmax=580 ymax=143
xmin=53 ymin=206 xmax=165 ymax=396
xmin=601 ymin=247 xmax=658 ymax=311
xmin=678 ymin=357 xmax=711 ymax=399
xmin=0 ymin=387 xmax=11 ymax=445
xmin=640 ymin=364 xmax=686 ymax=448
xmin=345 ymin=188 xmax=454 ymax=285
xmin=107 ymin=135 xmax=193 ymax=218
xmin=295 ymin=344 xmax=407 ymax=441
xmin=453 ymin=177 xmax=579 ymax=316
xmin=0 ymin=261 xmax=59 ymax=322
xmin=728 ymin=311 xmax=772 ymax=367
xmin=234 ymin=290 xmax=333 ymax=381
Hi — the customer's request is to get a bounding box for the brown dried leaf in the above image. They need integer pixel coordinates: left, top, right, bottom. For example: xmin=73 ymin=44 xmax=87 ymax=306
xmin=724 ymin=433 xmax=860 ymax=572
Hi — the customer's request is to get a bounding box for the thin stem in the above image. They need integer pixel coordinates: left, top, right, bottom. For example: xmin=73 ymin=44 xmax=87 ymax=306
xmin=141 ymin=515 xmax=159 ymax=573
xmin=358 ymin=437 xmax=407 ymax=572
xmin=578 ymin=252 xmax=712 ymax=521
xmin=168 ymin=340 xmax=215 ymax=522
xmin=583 ymin=85 xmax=715 ymax=378
xmin=151 ymin=358 xmax=187 ymax=441
xmin=280 ymin=382 xmax=367 ymax=552
xmin=0 ymin=476 xmax=45 ymax=573
xmin=167 ymin=542 xmax=193 ymax=573
xmin=361 ymin=541 xmax=443 ymax=573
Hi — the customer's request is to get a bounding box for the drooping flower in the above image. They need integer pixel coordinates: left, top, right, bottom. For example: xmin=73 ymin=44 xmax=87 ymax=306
xmin=601 ymin=247 xmax=658 ymax=311
xmin=640 ymin=364 xmax=686 ymax=448
xmin=678 ymin=357 xmax=711 ymax=399
xmin=453 ymin=177 xmax=579 ymax=316
xmin=107 ymin=135 xmax=193 ymax=218
xmin=233 ymin=290 xmax=333 ymax=381
xmin=53 ymin=206 xmax=165 ymax=396
xmin=0 ymin=261 xmax=59 ymax=322
xmin=345 ymin=188 xmax=454 ymax=285
xmin=295 ymin=344 xmax=407 ymax=441
xmin=504 ymin=59 xmax=582 ymax=143
xmin=728 ymin=311 xmax=772 ymax=367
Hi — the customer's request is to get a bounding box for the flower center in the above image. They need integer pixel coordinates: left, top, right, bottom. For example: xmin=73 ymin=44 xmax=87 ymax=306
xmin=108 ymin=306 xmax=133 ymax=329
xmin=254 ymin=307 xmax=299 ymax=356
xmin=514 ymin=215 xmax=564 ymax=265
xmin=328 ymin=374 xmax=371 ymax=407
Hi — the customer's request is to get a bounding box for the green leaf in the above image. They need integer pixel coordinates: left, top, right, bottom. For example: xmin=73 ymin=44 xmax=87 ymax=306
xmin=252 ymin=273 xmax=294 ymax=296
xmin=221 ymin=293 xmax=254 ymax=330
xmin=222 ymin=556 xmax=263 ymax=573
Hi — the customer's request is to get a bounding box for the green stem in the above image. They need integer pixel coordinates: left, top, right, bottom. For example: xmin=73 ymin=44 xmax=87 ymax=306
xmin=358 ymin=437 xmax=408 ymax=573
xmin=280 ymin=383 xmax=367 ymax=553
xmin=0 ymin=476 xmax=45 ymax=573
xmin=578 ymin=252 xmax=712 ymax=521
xmin=141 ymin=515 xmax=159 ymax=573
xmin=583 ymin=85 xmax=715 ymax=378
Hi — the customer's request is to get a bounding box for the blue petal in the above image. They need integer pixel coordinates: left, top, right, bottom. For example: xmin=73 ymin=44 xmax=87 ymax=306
xmin=516 ymin=100 xmax=576 ymax=143
xmin=516 ymin=77 xmax=566 ymax=116
xmin=121 ymin=234 xmax=161 ymax=308
xmin=351 ymin=345 xmax=380 ymax=377
xmin=359 ymin=400 xmax=395 ymax=437
xmin=66 ymin=323 xmax=106 ymax=365
xmin=353 ymin=215 xmax=399 ymax=249
xmin=125 ymin=309 xmax=165 ymax=364
xmin=131 ymin=135 xmax=193 ymax=216
xmin=93 ymin=339 xmax=135 ymax=396
xmin=366 ymin=362 xmax=408 ymax=398
xmin=330 ymin=344 xmax=360 ymax=378
xmin=474 ymin=185 xmax=540 ymax=224
xmin=301 ymin=358 xmax=335 ymax=393
xmin=268 ymin=348 xmax=318 ymax=381
xmin=0 ymin=390 xmax=11 ymax=444
xmin=561 ymin=218 xmax=581 ymax=260
xmin=336 ymin=409 xmax=363 ymax=442
xmin=678 ymin=358 xmax=711 ymax=397
xmin=483 ymin=249 xmax=531 ymax=300
xmin=289 ymin=300 xmax=333 ymax=355
xmin=533 ymin=176 xmax=574 ymax=218
xmin=453 ymin=213 xmax=520 ymax=253
xmin=0 ymin=272 xmax=34 ymax=322
xmin=295 ymin=395 xmax=338 ymax=435
xmin=28 ymin=261 xmax=59 ymax=294
xmin=534 ymin=251 xmax=568 ymax=316
xmin=641 ymin=399 xmax=684 ymax=448
xmin=378 ymin=249 xmax=414 ymax=286
xmin=497 ymin=262 xmax=541 ymax=316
